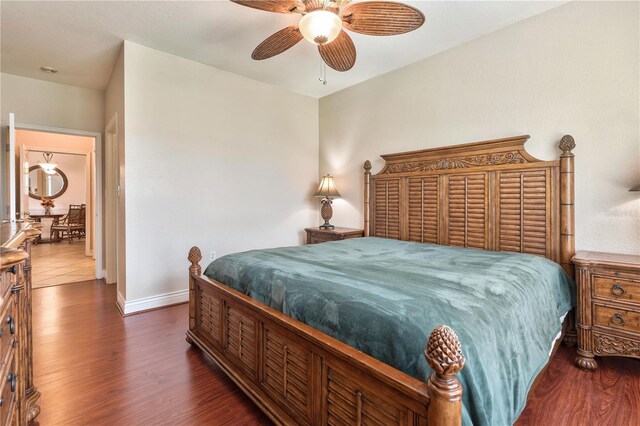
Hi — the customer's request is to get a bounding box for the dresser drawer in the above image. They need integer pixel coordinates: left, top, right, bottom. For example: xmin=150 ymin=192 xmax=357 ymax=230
xmin=0 ymin=300 xmax=15 ymax=361
xmin=593 ymin=276 xmax=640 ymax=303
xmin=594 ymin=304 xmax=640 ymax=335
xmin=0 ymin=355 xmax=16 ymax=426
xmin=0 ymin=272 xmax=14 ymax=301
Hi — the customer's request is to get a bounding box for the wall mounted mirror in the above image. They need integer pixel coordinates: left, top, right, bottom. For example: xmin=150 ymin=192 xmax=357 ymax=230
xmin=28 ymin=165 xmax=68 ymax=200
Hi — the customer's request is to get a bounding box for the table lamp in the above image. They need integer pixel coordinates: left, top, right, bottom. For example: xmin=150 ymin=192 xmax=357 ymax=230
xmin=314 ymin=174 xmax=340 ymax=229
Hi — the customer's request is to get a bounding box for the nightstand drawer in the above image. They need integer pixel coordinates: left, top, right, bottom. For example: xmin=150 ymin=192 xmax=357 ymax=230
xmin=305 ymin=227 xmax=364 ymax=245
xmin=594 ymin=304 xmax=640 ymax=334
xmin=593 ymin=276 xmax=640 ymax=303
xmin=308 ymin=234 xmax=334 ymax=244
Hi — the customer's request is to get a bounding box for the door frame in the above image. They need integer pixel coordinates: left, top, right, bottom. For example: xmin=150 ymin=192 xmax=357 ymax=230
xmin=15 ymin=122 xmax=104 ymax=280
xmin=104 ymin=114 xmax=118 ymax=285
xmin=7 ymin=114 xmax=16 ymax=221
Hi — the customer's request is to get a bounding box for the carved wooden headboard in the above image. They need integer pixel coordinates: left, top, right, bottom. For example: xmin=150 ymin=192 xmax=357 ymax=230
xmin=363 ymin=135 xmax=576 ymax=277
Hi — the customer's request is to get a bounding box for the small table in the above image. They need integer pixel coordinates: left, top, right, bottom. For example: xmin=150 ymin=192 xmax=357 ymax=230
xmin=28 ymin=214 xmax=65 ymax=243
xmin=573 ymin=251 xmax=640 ymax=370
xmin=305 ymin=227 xmax=364 ymax=244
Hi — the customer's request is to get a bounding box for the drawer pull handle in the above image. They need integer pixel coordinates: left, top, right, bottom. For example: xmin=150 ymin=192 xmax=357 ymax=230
xmin=610 ymin=314 xmax=625 ymax=327
xmin=611 ymin=284 xmax=626 ymax=296
xmin=6 ymin=316 xmax=14 ymax=335
xmin=6 ymin=374 xmax=15 ymax=393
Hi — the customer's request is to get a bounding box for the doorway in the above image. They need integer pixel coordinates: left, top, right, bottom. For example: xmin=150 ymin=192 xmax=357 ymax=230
xmin=15 ymin=127 xmax=102 ymax=287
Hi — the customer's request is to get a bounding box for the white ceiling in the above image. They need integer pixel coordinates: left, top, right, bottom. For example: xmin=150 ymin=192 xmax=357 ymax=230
xmin=1 ymin=1 xmax=564 ymax=98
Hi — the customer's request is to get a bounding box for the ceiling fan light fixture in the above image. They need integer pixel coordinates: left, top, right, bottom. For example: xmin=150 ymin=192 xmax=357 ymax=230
xmin=299 ymin=10 xmax=342 ymax=45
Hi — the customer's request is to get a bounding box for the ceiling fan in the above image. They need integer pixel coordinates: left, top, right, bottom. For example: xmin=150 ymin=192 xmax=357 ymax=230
xmin=231 ymin=0 xmax=425 ymax=74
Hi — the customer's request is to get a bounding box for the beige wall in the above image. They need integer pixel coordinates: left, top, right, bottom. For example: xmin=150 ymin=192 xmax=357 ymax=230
xmin=121 ymin=42 xmax=318 ymax=310
xmin=1 ymin=73 xmax=104 ymax=132
xmin=320 ymin=1 xmax=640 ymax=255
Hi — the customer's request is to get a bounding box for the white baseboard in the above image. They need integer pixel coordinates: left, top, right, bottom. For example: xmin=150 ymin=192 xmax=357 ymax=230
xmin=96 ymin=269 xmax=106 ymax=280
xmin=116 ymin=290 xmax=126 ymax=315
xmin=118 ymin=289 xmax=188 ymax=315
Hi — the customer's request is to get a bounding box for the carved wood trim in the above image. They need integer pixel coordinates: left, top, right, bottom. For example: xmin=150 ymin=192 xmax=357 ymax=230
xmin=378 ymin=135 xmax=538 ymax=175
xmin=383 ymin=151 xmax=528 ymax=174
xmin=364 ymin=134 xmax=575 ymax=277
xmin=593 ymin=332 xmax=640 ymax=358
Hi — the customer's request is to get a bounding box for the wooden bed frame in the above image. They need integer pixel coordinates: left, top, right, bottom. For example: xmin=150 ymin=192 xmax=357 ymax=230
xmin=186 ymin=134 xmax=576 ymax=426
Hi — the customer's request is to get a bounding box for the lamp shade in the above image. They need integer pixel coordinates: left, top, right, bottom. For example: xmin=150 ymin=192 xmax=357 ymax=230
xmin=299 ymin=10 xmax=342 ymax=45
xmin=314 ymin=174 xmax=340 ymax=198
xmin=39 ymin=152 xmax=57 ymax=175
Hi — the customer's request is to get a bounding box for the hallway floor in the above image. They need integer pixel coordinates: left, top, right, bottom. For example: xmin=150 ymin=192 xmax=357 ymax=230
xmin=31 ymin=240 xmax=95 ymax=288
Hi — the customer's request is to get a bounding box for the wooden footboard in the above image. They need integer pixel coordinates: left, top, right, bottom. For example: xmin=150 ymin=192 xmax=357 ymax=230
xmin=186 ymin=247 xmax=465 ymax=426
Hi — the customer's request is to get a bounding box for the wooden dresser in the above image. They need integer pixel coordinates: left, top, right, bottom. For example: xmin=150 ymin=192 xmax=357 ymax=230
xmin=573 ymin=251 xmax=640 ymax=370
xmin=0 ymin=222 xmax=42 ymax=424
xmin=305 ymin=227 xmax=364 ymax=244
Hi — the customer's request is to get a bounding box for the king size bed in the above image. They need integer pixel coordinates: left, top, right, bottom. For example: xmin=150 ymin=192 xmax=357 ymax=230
xmin=185 ymin=134 xmax=577 ymax=426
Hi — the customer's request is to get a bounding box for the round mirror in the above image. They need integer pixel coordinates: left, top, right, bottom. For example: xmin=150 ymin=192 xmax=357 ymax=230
xmin=28 ymin=165 xmax=68 ymax=200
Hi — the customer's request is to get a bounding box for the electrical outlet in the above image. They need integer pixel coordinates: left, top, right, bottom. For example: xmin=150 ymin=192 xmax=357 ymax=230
xmin=210 ymin=251 xmax=216 ymax=261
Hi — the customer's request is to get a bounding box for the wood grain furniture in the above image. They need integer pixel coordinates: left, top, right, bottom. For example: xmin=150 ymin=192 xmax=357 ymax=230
xmin=27 ymin=214 xmax=65 ymax=244
xmin=50 ymin=204 xmax=86 ymax=243
xmin=305 ymin=227 xmax=364 ymax=244
xmin=186 ymin=134 xmax=576 ymax=426
xmin=0 ymin=222 xmax=42 ymax=424
xmin=573 ymin=251 xmax=640 ymax=370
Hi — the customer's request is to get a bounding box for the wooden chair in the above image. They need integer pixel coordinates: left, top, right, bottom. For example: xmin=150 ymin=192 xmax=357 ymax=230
xmin=51 ymin=204 xmax=86 ymax=243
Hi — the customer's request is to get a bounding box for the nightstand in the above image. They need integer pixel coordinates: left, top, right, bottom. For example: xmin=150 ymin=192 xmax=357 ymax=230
xmin=573 ymin=251 xmax=640 ymax=370
xmin=305 ymin=227 xmax=364 ymax=245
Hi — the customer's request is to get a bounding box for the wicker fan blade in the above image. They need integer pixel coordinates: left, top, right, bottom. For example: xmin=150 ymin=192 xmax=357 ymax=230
xmin=252 ymin=26 xmax=303 ymax=60
xmin=318 ymin=30 xmax=356 ymax=72
xmin=231 ymin=0 xmax=300 ymax=14
xmin=341 ymin=1 xmax=425 ymax=36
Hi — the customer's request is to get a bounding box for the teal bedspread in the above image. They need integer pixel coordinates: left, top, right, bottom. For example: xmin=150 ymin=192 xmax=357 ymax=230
xmin=204 ymin=237 xmax=574 ymax=426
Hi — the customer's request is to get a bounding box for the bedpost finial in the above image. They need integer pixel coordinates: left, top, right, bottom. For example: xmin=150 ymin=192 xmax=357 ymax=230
xmin=364 ymin=160 xmax=372 ymax=172
xmin=188 ymin=246 xmax=202 ymax=267
xmin=559 ymin=135 xmax=575 ymax=155
xmin=425 ymin=325 xmax=465 ymax=376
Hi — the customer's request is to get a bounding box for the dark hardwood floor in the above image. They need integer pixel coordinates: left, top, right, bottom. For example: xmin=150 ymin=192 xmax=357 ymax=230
xmin=32 ymin=280 xmax=271 ymax=425
xmin=31 ymin=280 xmax=639 ymax=425
xmin=517 ymin=341 xmax=640 ymax=425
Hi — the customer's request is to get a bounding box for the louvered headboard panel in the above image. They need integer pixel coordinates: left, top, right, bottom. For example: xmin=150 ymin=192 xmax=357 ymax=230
xmin=364 ymin=135 xmax=576 ymax=277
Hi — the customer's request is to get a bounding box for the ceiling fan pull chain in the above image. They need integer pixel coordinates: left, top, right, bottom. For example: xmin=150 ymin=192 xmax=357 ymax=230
xmin=319 ymin=60 xmax=328 ymax=85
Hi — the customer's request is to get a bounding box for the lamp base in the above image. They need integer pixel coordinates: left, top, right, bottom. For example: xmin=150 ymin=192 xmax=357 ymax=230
xmin=320 ymin=198 xmax=334 ymax=230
